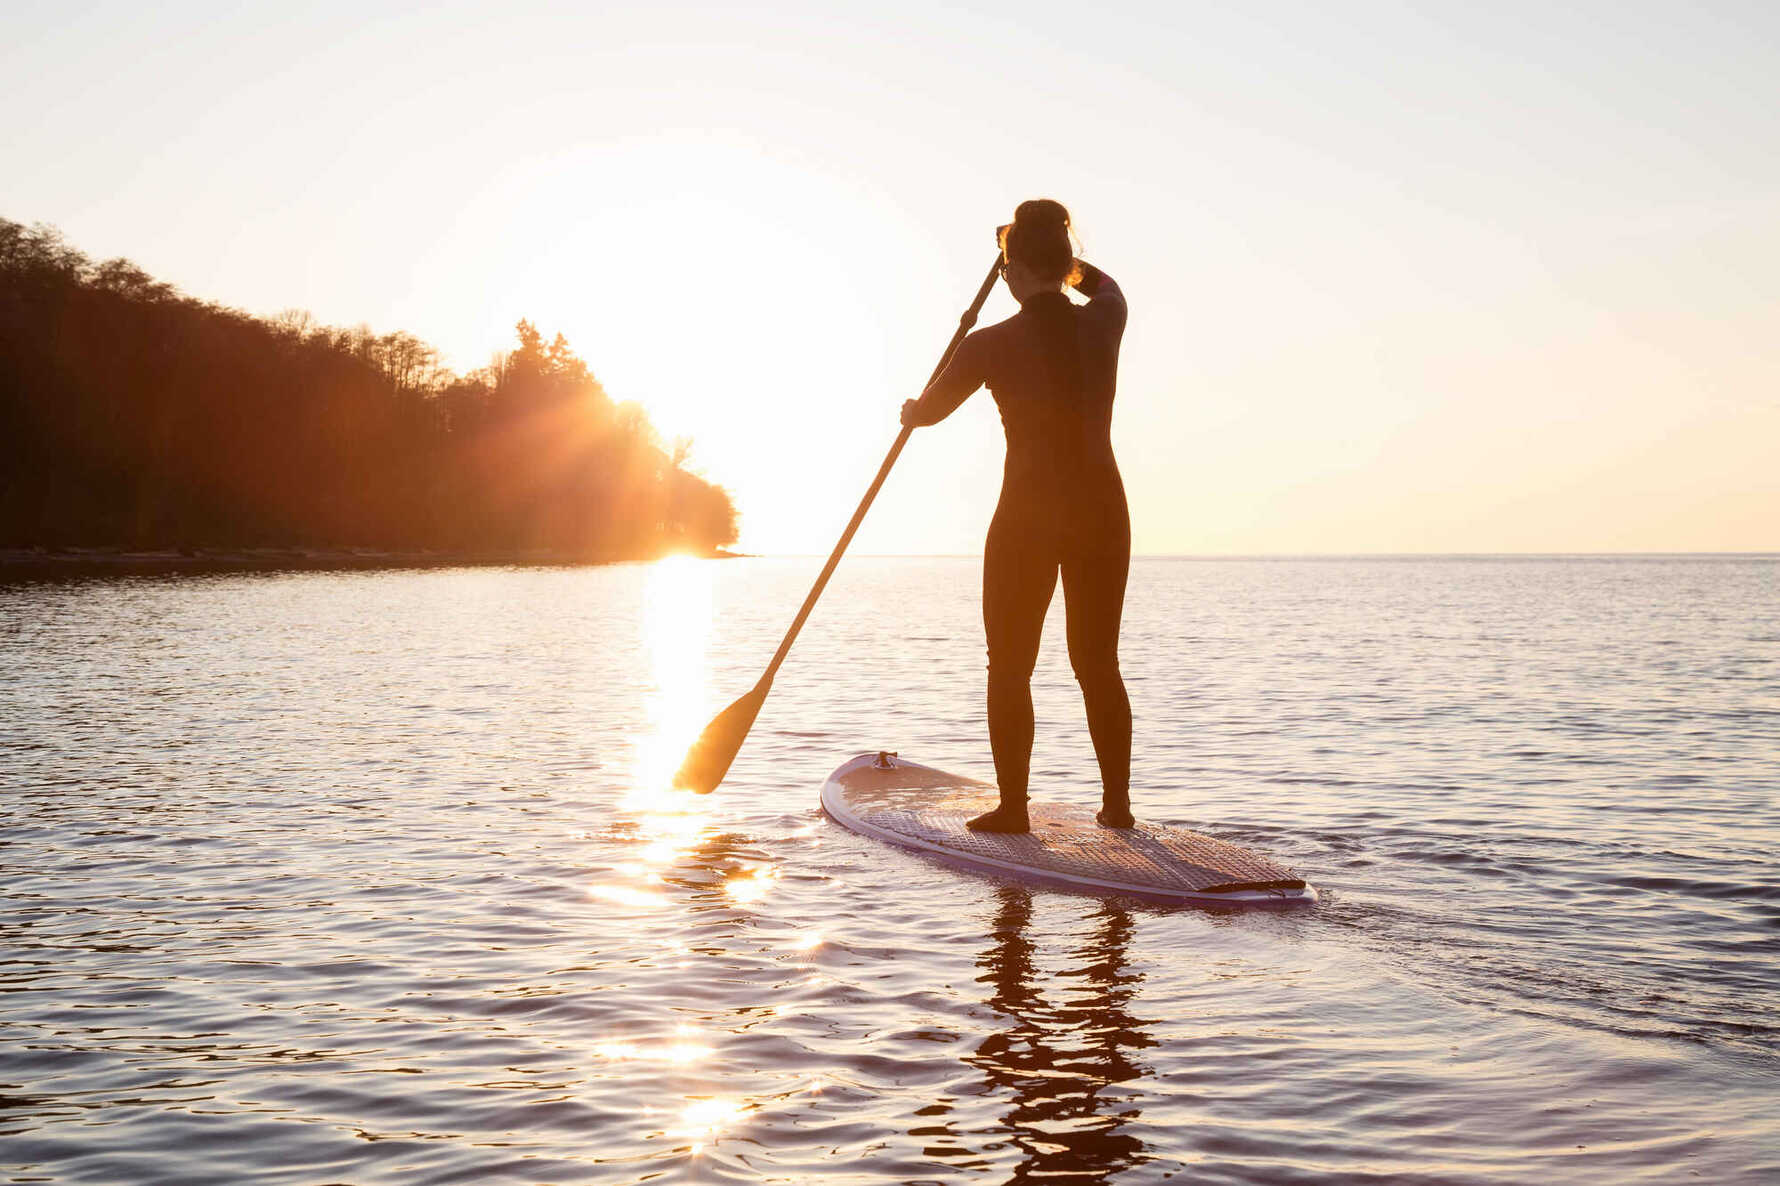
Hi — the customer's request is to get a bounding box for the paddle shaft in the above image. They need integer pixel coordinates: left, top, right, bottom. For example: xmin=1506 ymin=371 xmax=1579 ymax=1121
xmin=759 ymin=254 xmax=1004 ymax=684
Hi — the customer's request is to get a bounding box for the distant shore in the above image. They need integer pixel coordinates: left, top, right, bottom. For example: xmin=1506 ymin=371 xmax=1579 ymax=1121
xmin=0 ymin=546 xmax=746 ymax=578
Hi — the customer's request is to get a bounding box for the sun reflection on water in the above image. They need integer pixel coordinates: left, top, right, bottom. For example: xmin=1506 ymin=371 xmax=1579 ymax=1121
xmin=593 ymin=1025 xmax=712 ymax=1066
xmin=587 ymin=883 xmax=668 ymax=909
xmin=676 ymin=1096 xmax=750 ymax=1153
xmin=582 ymin=558 xmax=789 ymax=1161
xmin=590 ymin=556 xmax=719 ymax=905
xmin=723 ymin=863 xmax=781 ymax=906
xmin=628 ymin=554 xmax=713 ymax=805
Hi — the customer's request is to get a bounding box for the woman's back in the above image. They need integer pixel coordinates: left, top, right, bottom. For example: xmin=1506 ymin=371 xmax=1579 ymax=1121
xmin=972 ymin=271 xmax=1127 ymax=530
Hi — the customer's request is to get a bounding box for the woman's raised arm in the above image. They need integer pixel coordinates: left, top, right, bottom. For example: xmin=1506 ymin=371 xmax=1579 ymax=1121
xmin=1073 ymin=261 xmax=1127 ymax=330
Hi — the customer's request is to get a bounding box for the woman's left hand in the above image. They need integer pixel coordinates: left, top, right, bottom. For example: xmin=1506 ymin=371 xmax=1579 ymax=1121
xmin=900 ymin=399 xmax=924 ymax=427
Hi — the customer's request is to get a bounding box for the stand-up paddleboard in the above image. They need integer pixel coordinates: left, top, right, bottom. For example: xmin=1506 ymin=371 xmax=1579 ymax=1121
xmin=822 ymin=752 xmax=1316 ymax=906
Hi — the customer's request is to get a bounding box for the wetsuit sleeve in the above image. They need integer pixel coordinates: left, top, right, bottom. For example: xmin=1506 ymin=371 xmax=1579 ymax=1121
xmin=904 ymin=332 xmax=988 ymax=426
xmin=1074 ymin=262 xmax=1127 ymax=333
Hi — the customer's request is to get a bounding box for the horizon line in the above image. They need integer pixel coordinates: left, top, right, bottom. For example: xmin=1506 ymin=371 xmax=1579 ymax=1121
xmin=730 ymin=550 xmax=1780 ymax=560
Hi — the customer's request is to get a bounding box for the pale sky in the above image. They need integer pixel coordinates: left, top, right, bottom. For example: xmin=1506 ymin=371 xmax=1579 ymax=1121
xmin=5 ymin=1 xmax=1776 ymax=554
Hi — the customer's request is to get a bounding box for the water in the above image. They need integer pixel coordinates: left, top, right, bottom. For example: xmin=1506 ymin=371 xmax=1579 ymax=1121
xmin=3 ymin=556 xmax=1776 ymax=1184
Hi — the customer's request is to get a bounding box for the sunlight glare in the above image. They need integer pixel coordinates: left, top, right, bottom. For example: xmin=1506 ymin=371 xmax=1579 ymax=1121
xmin=593 ymin=1027 xmax=712 ymax=1066
xmin=634 ymin=810 xmax=712 ymax=868
xmin=587 ymin=884 xmax=669 ymax=909
xmin=676 ymin=1096 xmax=749 ymax=1153
xmin=723 ymin=863 xmax=781 ymax=907
xmin=593 ymin=553 xmax=718 ymax=903
xmin=627 ymin=554 xmax=713 ymax=805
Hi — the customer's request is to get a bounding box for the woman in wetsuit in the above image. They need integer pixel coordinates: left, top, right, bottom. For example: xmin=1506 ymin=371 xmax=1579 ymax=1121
xmin=900 ymin=199 xmax=1132 ymax=835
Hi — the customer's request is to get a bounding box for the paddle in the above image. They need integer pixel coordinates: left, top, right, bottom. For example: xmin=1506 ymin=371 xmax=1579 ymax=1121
xmin=674 ymin=253 xmax=1006 ymax=793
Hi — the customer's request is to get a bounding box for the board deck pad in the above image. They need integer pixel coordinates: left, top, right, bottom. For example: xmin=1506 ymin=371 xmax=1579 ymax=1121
xmin=822 ymin=752 xmax=1316 ymax=905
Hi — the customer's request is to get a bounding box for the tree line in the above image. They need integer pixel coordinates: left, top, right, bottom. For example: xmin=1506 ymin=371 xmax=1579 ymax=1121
xmin=0 ymin=218 xmax=738 ymax=558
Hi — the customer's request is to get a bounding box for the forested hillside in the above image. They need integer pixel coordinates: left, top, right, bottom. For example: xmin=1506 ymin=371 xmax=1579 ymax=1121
xmin=0 ymin=219 xmax=737 ymax=558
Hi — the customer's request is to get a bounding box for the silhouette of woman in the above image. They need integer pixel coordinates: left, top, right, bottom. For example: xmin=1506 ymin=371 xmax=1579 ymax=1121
xmin=902 ymin=200 xmax=1132 ymax=834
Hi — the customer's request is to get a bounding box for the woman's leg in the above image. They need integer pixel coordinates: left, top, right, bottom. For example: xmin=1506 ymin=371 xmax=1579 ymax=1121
xmin=978 ymin=511 xmax=1057 ymax=830
xmin=1060 ymin=542 xmax=1132 ymax=825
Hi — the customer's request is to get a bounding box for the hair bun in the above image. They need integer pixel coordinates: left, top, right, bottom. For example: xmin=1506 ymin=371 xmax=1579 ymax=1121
xmin=1013 ymin=198 xmax=1070 ymax=233
xmin=1002 ymin=199 xmax=1079 ymax=287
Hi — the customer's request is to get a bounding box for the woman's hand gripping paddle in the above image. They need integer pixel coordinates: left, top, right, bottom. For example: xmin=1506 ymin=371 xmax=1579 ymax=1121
xmin=673 ymin=254 xmax=1005 ymax=793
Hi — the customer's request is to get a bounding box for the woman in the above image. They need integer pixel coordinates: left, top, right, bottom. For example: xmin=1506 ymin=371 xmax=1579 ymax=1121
xmin=901 ymin=199 xmax=1132 ymax=834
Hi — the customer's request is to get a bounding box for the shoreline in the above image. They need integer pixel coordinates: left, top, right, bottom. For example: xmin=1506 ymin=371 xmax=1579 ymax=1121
xmin=0 ymin=546 xmax=746 ymax=578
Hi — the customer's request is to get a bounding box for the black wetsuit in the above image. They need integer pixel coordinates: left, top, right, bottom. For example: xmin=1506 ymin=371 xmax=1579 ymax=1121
xmin=906 ymin=265 xmax=1131 ymax=811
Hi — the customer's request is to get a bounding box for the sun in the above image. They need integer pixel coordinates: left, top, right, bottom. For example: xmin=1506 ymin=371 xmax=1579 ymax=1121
xmin=442 ymin=134 xmax=949 ymax=554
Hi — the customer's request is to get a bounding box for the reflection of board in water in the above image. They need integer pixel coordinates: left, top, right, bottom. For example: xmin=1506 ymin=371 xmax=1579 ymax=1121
xmin=821 ymin=752 xmax=1317 ymax=906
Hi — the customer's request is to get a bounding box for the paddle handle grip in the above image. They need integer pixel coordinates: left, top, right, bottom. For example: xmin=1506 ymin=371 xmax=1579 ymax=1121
xmin=761 ymin=253 xmax=1004 ymax=683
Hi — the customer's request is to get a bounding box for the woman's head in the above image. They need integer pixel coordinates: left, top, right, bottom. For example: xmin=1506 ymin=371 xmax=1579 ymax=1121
xmin=999 ymin=199 xmax=1081 ymax=293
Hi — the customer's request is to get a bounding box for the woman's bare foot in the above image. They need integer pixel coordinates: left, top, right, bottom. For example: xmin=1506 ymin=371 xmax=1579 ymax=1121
xmin=967 ymin=803 xmax=1030 ymax=833
xmin=1096 ymin=806 xmax=1135 ymax=829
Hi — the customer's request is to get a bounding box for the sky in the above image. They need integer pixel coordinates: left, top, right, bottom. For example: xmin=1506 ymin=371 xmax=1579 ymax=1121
xmin=5 ymin=0 xmax=1776 ymax=554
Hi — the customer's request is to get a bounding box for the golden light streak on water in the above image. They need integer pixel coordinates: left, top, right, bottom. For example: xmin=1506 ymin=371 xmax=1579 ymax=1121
xmin=627 ymin=555 xmax=713 ymax=804
xmin=676 ymin=1097 xmax=749 ymax=1153
xmin=661 ymin=1040 xmax=711 ymax=1065
xmin=723 ymin=863 xmax=780 ymax=906
xmin=592 ymin=1026 xmax=712 ymax=1066
xmin=587 ymin=884 xmax=669 ymax=909
xmin=589 ymin=556 xmax=720 ymax=906
xmin=632 ymin=810 xmax=712 ymax=867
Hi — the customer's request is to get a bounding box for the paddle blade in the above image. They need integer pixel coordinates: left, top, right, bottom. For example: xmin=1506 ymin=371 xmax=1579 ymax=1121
xmin=673 ymin=679 xmax=769 ymax=793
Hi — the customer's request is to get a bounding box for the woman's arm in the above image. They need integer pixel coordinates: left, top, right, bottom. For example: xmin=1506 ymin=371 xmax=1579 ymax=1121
xmin=900 ymin=332 xmax=988 ymax=427
xmin=1073 ymin=261 xmax=1127 ymax=330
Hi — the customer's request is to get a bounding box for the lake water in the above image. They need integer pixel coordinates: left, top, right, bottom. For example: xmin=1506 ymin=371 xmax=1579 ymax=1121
xmin=3 ymin=555 xmax=1776 ymax=1184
